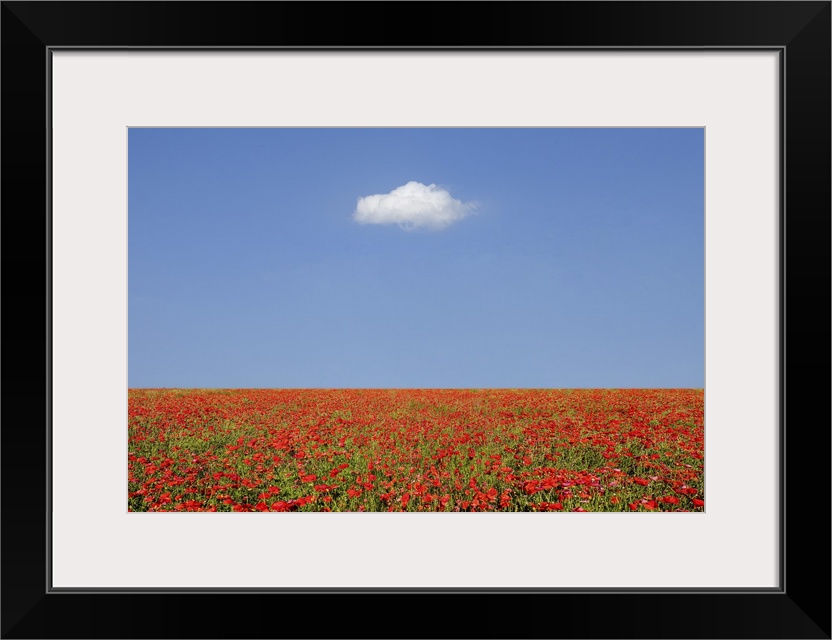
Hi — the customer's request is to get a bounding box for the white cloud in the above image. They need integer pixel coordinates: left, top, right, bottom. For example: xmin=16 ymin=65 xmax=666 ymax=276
xmin=353 ymin=181 xmax=476 ymax=230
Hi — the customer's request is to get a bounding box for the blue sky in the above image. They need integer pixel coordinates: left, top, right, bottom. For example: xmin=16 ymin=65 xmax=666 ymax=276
xmin=128 ymin=128 xmax=703 ymax=388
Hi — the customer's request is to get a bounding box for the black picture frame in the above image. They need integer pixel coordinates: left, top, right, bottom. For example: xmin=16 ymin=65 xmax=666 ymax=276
xmin=2 ymin=2 xmax=829 ymax=638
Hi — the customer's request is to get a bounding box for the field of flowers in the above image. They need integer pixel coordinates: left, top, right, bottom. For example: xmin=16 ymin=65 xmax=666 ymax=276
xmin=128 ymin=388 xmax=703 ymax=512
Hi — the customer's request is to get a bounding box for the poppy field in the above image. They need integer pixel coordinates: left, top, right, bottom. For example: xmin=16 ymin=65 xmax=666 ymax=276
xmin=128 ymin=388 xmax=703 ymax=512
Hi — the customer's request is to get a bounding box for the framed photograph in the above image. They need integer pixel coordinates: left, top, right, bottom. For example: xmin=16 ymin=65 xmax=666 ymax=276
xmin=2 ymin=2 xmax=829 ymax=638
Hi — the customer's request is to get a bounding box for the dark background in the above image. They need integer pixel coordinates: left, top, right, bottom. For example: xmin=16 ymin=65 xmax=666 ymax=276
xmin=2 ymin=2 xmax=829 ymax=638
